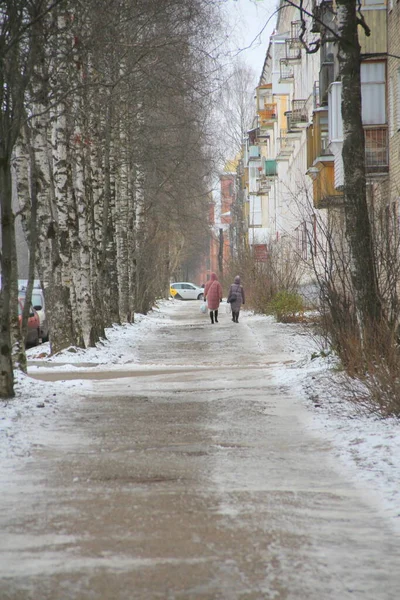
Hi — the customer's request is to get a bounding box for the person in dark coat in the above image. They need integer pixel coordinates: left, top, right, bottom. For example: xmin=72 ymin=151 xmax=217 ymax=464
xmin=228 ymin=275 xmax=245 ymax=323
xmin=204 ymin=272 xmax=223 ymax=324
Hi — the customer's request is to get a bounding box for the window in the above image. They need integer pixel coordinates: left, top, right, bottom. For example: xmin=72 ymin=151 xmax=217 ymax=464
xmin=361 ymin=62 xmax=386 ymax=125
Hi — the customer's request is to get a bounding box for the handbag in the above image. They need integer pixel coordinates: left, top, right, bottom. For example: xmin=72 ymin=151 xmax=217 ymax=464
xmin=227 ymin=291 xmax=237 ymax=303
xmin=200 ymin=302 xmax=207 ymax=314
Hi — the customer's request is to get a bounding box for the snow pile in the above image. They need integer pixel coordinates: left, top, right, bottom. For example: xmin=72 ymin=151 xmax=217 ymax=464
xmin=272 ymin=333 xmax=400 ymax=523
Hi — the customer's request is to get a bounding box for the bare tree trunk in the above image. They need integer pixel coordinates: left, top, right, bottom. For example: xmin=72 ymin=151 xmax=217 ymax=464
xmin=336 ymin=0 xmax=384 ymax=329
xmin=12 ymin=129 xmax=33 ymax=372
xmin=0 ymin=159 xmax=15 ymax=397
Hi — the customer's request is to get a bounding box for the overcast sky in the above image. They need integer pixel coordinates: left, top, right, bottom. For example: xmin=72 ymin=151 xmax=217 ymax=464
xmin=221 ymin=0 xmax=279 ymax=77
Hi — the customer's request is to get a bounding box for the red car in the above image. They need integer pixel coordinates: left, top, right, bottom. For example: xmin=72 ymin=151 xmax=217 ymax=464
xmin=18 ymin=299 xmax=40 ymax=346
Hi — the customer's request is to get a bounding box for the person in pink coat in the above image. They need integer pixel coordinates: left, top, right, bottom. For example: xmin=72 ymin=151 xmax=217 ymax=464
xmin=204 ymin=272 xmax=223 ymax=324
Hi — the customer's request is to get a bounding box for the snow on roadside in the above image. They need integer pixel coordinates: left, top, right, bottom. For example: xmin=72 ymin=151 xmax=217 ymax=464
xmin=0 ymin=298 xmax=399 ymax=529
xmin=0 ymin=300 xmax=175 ymax=460
xmin=271 ymin=325 xmax=400 ymax=526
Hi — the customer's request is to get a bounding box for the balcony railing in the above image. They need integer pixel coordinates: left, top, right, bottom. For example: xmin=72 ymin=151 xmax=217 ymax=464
xmin=249 ymin=145 xmax=261 ymax=159
xmin=364 ymin=126 xmax=388 ymax=171
xmin=285 ymin=39 xmax=301 ymax=61
xmin=258 ymin=106 xmax=277 ymax=130
xmin=290 ymin=20 xmax=302 ymax=45
xmin=262 ymin=102 xmax=277 ymax=117
xmin=292 ymin=99 xmax=308 ymax=125
xmin=277 ymin=129 xmax=294 ymax=157
xmin=280 ymin=59 xmax=294 ymax=80
xmin=264 ymin=159 xmax=278 ymax=176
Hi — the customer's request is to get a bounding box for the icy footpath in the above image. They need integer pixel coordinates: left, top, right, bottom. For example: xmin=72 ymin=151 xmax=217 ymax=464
xmin=1 ymin=298 xmax=400 ymax=532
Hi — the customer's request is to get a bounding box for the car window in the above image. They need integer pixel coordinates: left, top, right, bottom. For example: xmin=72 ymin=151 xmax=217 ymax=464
xmin=19 ymin=290 xmax=43 ymax=307
xmin=187 ymin=285 xmax=195 ymax=290
xmin=172 ymin=284 xmax=181 ymax=289
xmin=32 ymin=292 xmax=43 ymax=308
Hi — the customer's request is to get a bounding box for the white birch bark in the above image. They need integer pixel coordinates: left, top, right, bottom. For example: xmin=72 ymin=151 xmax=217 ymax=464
xmin=12 ymin=132 xmax=31 ymax=236
xmin=70 ymin=94 xmax=95 ymax=347
xmin=34 ymin=11 xmax=75 ymax=354
xmin=115 ymin=117 xmax=131 ymax=322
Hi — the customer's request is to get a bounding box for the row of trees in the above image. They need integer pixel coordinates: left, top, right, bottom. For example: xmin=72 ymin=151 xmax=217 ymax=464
xmin=0 ymin=0 xmax=223 ymax=396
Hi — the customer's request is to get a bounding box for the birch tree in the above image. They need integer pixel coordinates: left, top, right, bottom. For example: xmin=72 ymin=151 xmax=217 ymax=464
xmin=2 ymin=0 xmax=222 ymax=386
xmin=0 ymin=0 xmax=57 ymax=396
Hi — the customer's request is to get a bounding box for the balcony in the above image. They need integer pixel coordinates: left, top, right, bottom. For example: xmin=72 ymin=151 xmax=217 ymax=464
xmin=308 ymin=160 xmax=343 ymax=209
xmin=258 ymin=103 xmax=277 ymax=129
xmin=292 ymin=99 xmax=309 ymax=126
xmin=285 ymin=39 xmax=301 ymax=62
xmin=279 ymin=59 xmax=294 ymax=81
xmin=264 ymin=159 xmax=278 ymax=176
xmin=249 ymin=145 xmax=261 ymax=159
xmin=255 ymin=179 xmax=272 ymax=195
xmin=311 ymin=0 xmax=335 ymax=37
xmin=307 ymin=109 xmax=331 ymax=168
xmin=285 ymin=110 xmax=306 ymax=135
xmin=319 ymin=62 xmax=334 ymax=106
xmin=276 ymin=129 xmax=294 ymax=160
xmin=365 ymin=126 xmax=388 ymax=173
xmin=290 ymin=20 xmax=302 ymax=46
xmin=259 ymin=103 xmax=277 ymax=119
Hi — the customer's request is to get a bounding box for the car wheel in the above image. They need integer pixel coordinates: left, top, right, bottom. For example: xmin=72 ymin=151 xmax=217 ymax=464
xmin=197 ymin=293 xmax=204 ymax=300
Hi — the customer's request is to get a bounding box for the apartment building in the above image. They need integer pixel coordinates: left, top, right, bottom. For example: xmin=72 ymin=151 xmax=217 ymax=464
xmin=235 ymin=0 xmax=391 ymax=282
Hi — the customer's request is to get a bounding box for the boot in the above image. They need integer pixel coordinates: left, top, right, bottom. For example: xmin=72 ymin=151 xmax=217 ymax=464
xmin=232 ymin=312 xmax=235 ymax=322
xmin=210 ymin=312 xmax=214 ymax=324
xmin=235 ymin=313 xmax=239 ymax=323
xmin=215 ymin=310 xmax=218 ymax=323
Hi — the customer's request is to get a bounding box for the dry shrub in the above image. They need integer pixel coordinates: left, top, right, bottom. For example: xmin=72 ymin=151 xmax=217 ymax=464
xmin=224 ymin=242 xmax=304 ymax=314
xmin=318 ymin=295 xmax=400 ymax=416
xmin=333 ymin=325 xmax=400 ymax=417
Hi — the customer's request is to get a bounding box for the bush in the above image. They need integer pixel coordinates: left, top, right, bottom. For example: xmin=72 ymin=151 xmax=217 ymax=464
xmin=267 ymin=291 xmax=304 ymax=323
xmin=224 ymin=242 xmax=305 ymax=315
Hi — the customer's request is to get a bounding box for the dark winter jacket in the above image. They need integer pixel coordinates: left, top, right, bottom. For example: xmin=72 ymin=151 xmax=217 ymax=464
xmin=228 ymin=276 xmax=245 ymax=312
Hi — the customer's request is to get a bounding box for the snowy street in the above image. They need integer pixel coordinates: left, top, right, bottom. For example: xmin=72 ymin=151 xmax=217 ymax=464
xmin=1 ymin=301 xmax=400 ymax=599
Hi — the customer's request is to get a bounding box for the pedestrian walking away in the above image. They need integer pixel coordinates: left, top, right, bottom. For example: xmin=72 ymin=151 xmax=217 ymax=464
xmin=204 ymin=272 xmax=223 ymax=324
xmin=228 ymin=275 xmax=245 ymax=323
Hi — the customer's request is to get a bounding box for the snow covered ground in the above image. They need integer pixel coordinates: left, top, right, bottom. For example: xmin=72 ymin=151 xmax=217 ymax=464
xmin=1 ymin=299 xmax=399 ymax=529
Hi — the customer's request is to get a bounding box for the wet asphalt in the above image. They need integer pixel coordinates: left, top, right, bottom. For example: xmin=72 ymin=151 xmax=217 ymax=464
xmin=1 ymin=302 xmax=400 ymax=599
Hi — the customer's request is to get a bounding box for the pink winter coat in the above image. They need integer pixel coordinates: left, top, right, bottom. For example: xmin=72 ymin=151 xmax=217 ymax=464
xmin=204 ymin=273 xmax=223 ymax=310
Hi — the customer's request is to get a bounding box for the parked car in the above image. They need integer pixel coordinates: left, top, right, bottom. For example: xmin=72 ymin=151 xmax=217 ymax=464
xmin=18 ymin=287 xmax=49 ymax=342
xmin=170 ymin=282 xmax=204 ymax=300
xmin=18 ymin=299 xmax=40 ymax=347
